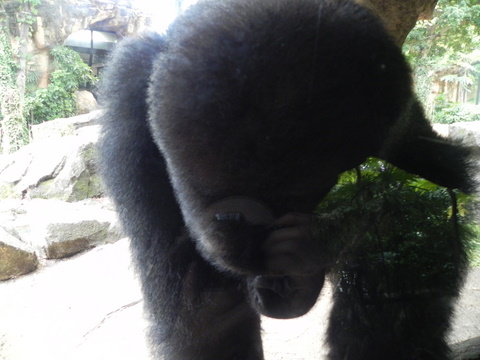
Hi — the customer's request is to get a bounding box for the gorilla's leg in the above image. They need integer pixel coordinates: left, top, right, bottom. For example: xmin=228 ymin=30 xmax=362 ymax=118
xmin=142 ymin=234 xmax=264 ymax=360
xmin=98 ymin=35 xmax=263 ymax=360
xmin=327 ymin=263 xmax=462 ymax=360
xmin=319 ymin=166 xmax=469 ymax=360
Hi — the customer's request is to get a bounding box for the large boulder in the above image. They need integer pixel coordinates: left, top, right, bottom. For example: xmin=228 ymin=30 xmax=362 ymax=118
xmin=33 ymin=199 xmax=121 ymax=259
xmin=449 ymin=122 xmax=480 ymax=147
xmin=433 ymin=121 xmax=480 ymax=147
xmin=0 ymin=111 xmax=104 ymax=201
xmin=30 ymin=109 xmax=101 ymax=141
xmin=0 ymin=226 xmax=38 ymax=281
xmin=0 ymin=198 xmax=122 ymax=263
xmin=76 ymin=90 xmax=99 ymax=115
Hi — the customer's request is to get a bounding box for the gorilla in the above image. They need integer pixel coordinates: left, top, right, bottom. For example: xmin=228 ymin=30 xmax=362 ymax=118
xmin=98 ymin=0 xmax=475 ymax=359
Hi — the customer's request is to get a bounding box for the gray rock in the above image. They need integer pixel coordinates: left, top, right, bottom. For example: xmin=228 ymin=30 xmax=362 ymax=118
xmin=433 ymin=121 xmax=480 ymax=147
xmin=449 ymin=121 xmax=480 ymax=147
xmin=30 ymin=134 xmax=104 ymax=201
xmin=0 ymin=199 xmax=122 ymax=261
xmin=30 ymin=110 xmax=101 ymax=141
xmin=0 ymin=111 xmax=104 ymax=201
xmin=452 ymin=337 xmax=480 ymax=360
xmin=42 ymin=200 xmax=122 ymax=259
xmin=0 ymin=227 xmax=38 ymax=281
xmin=76 ymin=90 xmax=99 ymax=115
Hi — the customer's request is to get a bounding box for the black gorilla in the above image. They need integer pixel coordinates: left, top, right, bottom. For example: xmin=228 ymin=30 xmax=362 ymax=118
xmin=98 ymin=0 xmax=474 ymax=359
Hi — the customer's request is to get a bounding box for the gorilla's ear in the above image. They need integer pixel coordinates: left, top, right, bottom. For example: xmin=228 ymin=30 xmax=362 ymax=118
xmin=379 ymin=100 xmax=474 ymax=194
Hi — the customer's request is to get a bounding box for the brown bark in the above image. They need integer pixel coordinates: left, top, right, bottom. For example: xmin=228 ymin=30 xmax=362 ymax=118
xmin=355 ymin=0 xmax=438 ymax=46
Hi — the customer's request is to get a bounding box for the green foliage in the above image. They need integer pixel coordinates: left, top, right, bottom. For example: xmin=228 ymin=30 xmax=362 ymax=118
xmin=0 ymin=0 xmax=42 ymax=152
xmin=0 ymin=31 xmax=29 ymax=152
xmin=433 ymin=99 xmax=480 ymax=124
xmin=404 ymin=0 xmax=480 ymax=67
xmin=23 ymin=0 xmax=41 ymax=9
xmin=16 ymin=0 xmax=40 ymax=26
xmin=468 ymin=227 xmax=480 ymax=267
xmin=50 ymin=46 xmax=95 ymax=88
xmin=0 ymin=32 xmax=17 ymax=87
xmin=316 ymin=158 xmax=477 ymax=293
xmin=27 ymin=84 xmax=77 ymax=122
xmin=0 ymin=88 xmax=29 ymax=152
xmin=27 ymin=46 xmax=95 ymax=123
xmin=404 ymin=0 xmax=480 ymax=108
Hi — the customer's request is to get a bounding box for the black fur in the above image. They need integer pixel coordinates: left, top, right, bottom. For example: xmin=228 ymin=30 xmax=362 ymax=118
xmin=98 ymin=0 xmax=474 ymax=359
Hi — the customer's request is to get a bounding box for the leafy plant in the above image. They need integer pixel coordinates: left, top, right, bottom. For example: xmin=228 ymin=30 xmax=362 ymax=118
xmin=0 ymin=30 xmax=30 ymax=152
xmin=0 ymin=32 xmax=17 ymax=88
xmin=433 ymin=101 xmax=480 ymax=124
xmin=27 ymin=46 xmax=96 ymax=123
xmin=315 ymin=157 xmax=477 ymax=296
xmin=404 ymin=0 xmax=480 ymax=108
xmin=0 ymin=0 xmax=41 ymax=152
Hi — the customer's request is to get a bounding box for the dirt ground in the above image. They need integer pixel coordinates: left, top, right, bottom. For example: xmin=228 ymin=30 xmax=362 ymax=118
xmin=0 ymin=238 xmax=478 ymax=360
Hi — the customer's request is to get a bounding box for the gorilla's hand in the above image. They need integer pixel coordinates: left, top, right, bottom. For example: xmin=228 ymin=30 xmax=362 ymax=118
xmin=203 ymin=199 xmax=324 ymax=276
xmin=247 ymin=270 xmax=325 ymax=319
xmin=264 ymin=213 xmax=324 ymax=275
xmin=207 ymin=207 xmax=326 ymax=318
xmin=246 ymin=213 xmax=325 ymax=318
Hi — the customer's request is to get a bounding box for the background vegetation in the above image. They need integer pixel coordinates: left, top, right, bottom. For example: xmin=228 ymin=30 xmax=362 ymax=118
xmin=0 ymin=0 xmax=95 ymax=153
xmin=404 ymin=0 xmax=480 ymax=124
xmin=26 ymin=46 xmax=95 ymax=124
xmin=318 ymin=158 xmax=480 ymax=267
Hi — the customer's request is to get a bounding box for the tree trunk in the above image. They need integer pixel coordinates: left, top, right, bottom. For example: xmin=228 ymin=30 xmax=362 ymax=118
xmin=355 ymin=0 xmax=438 ymax=46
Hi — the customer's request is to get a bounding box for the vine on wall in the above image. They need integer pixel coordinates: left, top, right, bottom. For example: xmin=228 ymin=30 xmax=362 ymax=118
xmin=0 ymin=0 xmax=95 ymax=153
xmin=0 ymin=0 xmax=38 ymax=153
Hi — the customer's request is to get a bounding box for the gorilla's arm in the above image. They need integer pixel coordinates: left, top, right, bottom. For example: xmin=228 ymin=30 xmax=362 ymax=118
xmin=380 ymin=99 xmax=475 ymax=194
xmin=98 ymin=34 xmax=181 ymax=260
xmin=98 ymin=34 xmax=264 ymax=359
